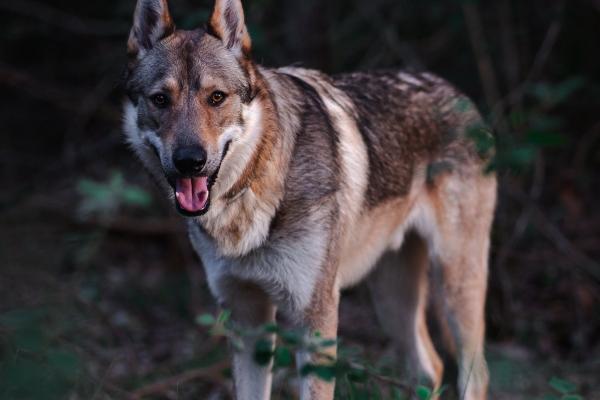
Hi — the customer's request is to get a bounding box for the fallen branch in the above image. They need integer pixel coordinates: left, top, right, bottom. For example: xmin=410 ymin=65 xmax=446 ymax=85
xmin=128 ymin=361 xmax=229 ymax=400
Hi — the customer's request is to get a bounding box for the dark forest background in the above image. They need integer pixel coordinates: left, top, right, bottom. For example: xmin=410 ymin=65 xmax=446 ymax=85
xmin=0 ymin=0 xmax=599 ymax=399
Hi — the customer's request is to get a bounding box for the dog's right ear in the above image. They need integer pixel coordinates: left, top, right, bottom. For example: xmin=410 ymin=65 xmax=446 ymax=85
xmin=207 ymin=0 xmax=252 ymax=59
xmin=128 ymin=0 xmax=175 ymax=59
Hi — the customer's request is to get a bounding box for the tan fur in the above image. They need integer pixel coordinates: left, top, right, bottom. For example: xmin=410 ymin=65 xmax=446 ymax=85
xmin=124 ymin=1 xmax=497 ymax=399
xmin=199 ymin=70 xmax=295 ymax=257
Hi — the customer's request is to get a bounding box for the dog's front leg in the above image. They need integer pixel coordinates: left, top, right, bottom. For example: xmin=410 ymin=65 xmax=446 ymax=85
xmin=226 ymin=282 xmax=276 ymax=400
xmin=297 ymin=285 xmax=340 ymax=400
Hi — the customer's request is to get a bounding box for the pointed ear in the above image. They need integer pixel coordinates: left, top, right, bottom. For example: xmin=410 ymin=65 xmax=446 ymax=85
xmin=208 ymin=0 xmax=252 ymax=58
xmin=128 ymin=0 xmax=175 ymax=59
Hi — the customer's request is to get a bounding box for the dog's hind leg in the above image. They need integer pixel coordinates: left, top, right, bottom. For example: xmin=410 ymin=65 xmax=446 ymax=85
xmin=434 ymin=239 xmax=490 ymax=400
xmin=223 ymin=281 xmax=276 ymax=400
xmin=367 ymin=232 xmax=444 ymax=394
xmin=429 ymin=172 xmax=496 ymax=400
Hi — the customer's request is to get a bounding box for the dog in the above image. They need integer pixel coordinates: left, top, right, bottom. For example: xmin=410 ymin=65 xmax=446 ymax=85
xmin=123 ymin=0 xmax=497 ymax=398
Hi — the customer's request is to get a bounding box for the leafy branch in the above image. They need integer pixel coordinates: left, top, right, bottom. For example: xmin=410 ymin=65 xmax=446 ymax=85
xmin=197 ymin=311 xmax=443 ymax=400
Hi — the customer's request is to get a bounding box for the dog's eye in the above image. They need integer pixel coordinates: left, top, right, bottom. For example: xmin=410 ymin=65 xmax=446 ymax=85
xmin=208 ymin=91 xmax=227 ymax=106
xmin=151 ymin=93 xmax=169 ymax=108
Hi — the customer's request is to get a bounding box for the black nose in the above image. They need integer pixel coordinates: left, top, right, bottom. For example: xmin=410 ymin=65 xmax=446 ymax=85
xmin=173 ymin=146 xmax=207 ymax=176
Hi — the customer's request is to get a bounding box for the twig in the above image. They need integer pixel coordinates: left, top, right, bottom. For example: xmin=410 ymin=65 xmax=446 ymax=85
xmin=0 ymin=0 xmax=128 ymax=36
xmin=0 ymin=62 xmax=79 ymax=110
xmin=128 ymin=361 xmax=229 ymax=400
xmin=0 ymin=62 xmax=121 ymax=121
xmin=573 ymin=120 xmax=600 ymax=173
xmin=347 ymin=361 xmax=414 ymax=394
xmin=526 ymin=13 xmax=563 ymax=84
xmin=63 ymin=73 xmax=122 ymax=166
xmin=498 ymin=0 xmax=520 ymax=94
xmin=495 ymin=156 xmax=546 ymax=273
xmin=461 ymin=2 xmax=502 ymax=115
xmin=505 ymin=186 xmax=600 ymax=283
xmin=492 ymin=1 xmax=565 ymax=118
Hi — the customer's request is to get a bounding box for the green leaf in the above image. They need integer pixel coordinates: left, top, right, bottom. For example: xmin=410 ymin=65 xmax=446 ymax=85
xmin=253 ymin=338 xmax=273 ymax=366
xmin=273 ymin=347 xmax=293 ymax=368
xmin=528 ymin=77 xmax=585 ymax=106
xmin=217 ymin=310 xmax=231 ymax=324
xmin=280 ymin=330 xmax=303 ymax=346
xmin=347 ymin=367 xmax=368 ymax=383
xmin=121 ymin=187 xmax=153 ymax=207
xmin=196 ymin=314 xmax=215 ymax=326
xmin=391 ymin=387 xmax=409 ymax=400
xmin=526 ymin=131 xmax=567 ymax=147
xmin=499 ymin=145 xmax=537 ymax=168
xmin=562 ymin=395 xmax=583 ymax=400
xmin=416 ymin=385 xmax=433 ymax=400
xmin=77 ymin=179 xmax=110 ymax=200
xmin=319 ymin=338 xmax=338 ymax=348
xmin=77 ymin=171 xmax=154 ymax=216
xmin=549 ymin=377 xmax=577 ymax=394
xmin=554 ymin=77 xmax=585 ymax=103
xmin=466 ymin=125 xmax=495 ymax=157
xmin=433 ymin=384 xmax=448 ymax=397
xmin=301 ymin=363 xmax=337 ymax=381
xmin=46 ymin=349 xmax=81 ymax=379
xmin=528 ymin=114 xmax=564 ymax=132
xmin=0 ymin=308 xmax=46 ymax=329
xmin=13 ymin=326 xmax=46 ymax=353
xmin=262 ymin=322 xmax=280 ymax=334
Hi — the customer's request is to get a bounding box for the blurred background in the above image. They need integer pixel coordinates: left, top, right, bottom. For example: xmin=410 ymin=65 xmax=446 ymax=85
xmin=0 ymin=0 xmax=599 ymax=399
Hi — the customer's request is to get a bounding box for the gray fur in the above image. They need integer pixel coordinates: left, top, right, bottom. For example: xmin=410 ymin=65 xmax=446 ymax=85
xmin=123 ymin=1 xmax=496 ymax=399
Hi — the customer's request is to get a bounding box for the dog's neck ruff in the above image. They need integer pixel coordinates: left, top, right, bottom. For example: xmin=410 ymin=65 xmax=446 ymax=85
xmin=196 ymin=71 xmax=292 ymax=257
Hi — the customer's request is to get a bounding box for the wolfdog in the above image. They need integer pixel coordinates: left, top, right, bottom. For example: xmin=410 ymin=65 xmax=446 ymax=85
xmin=123 ymin=0 xmax=496 ymax=398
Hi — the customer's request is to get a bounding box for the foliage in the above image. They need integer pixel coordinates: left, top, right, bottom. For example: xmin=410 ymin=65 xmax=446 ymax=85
xmin=77 ymin=170 xmax=153 ymax=218
xmin=197 ymin=311 xmax=439 ymax=400
xmin=0 ymin=308 xmax=82 ymax=400
xmin=542 ymin=377 xmax=584 ymax=400
xmin=468 ymin=76 xmax=585 ymax=174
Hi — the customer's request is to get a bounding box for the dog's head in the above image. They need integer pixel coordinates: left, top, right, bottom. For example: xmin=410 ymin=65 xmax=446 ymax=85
xmin=123 ymin=0 xmax=256 ymax=217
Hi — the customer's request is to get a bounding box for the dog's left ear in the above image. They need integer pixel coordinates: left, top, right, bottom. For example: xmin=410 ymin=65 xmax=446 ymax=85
xmin=208 ymin=0 xmax=252 ymax=58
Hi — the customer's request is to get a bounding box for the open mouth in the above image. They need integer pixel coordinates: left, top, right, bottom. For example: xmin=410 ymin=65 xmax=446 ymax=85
xmin=174 ymin=177 xmax=210 ymax=216
xmin=171 ymin=140 xmax=232 ymax=217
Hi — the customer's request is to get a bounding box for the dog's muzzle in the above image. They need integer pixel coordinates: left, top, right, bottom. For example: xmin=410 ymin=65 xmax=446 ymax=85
xmin=169 ymin=140 xmax=232 ymax=217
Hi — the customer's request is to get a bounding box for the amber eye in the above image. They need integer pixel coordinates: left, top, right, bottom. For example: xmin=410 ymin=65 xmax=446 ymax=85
xmin=208 ymin=91 xmax=227 ymax=106
xmin=151 ymin=93 xmax=169 ymax=108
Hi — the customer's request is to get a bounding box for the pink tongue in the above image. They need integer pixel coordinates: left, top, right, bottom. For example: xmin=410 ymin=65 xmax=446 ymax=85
xmin=175 ymin=177 xmax=209 ymax=213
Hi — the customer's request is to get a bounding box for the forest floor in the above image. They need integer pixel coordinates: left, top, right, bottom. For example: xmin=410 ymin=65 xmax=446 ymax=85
xmin=1 ymin=166 xmax=598 ymax=399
